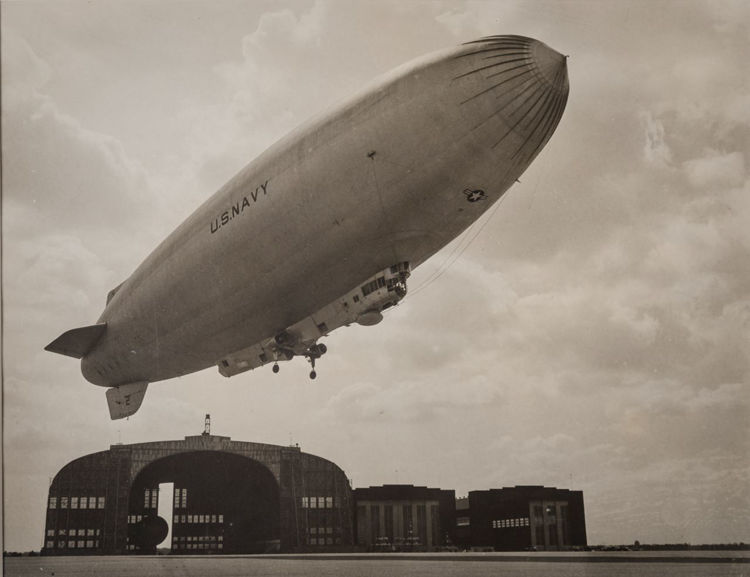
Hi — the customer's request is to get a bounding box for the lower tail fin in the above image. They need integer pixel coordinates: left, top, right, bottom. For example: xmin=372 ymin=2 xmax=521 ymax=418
xmin=106 ymin=382 xmax=148 ymax=420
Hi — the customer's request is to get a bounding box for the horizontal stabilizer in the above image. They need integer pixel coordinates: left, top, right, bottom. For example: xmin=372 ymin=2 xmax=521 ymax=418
xmin=106 ymin=382 xmax=148 ymax=420
xmin=45 ymin=323 xmax=107 ymax=359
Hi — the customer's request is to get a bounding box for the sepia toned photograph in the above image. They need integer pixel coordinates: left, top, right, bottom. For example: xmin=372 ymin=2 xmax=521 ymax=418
xmin=2 ymin=1 xmax=748 ymax=575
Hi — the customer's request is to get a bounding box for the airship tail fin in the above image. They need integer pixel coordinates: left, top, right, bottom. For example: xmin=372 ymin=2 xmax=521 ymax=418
xmin=106 ymin=382 xmax=148 ymax=420
xmin=45 ymin=323 xmax=107 ymax=359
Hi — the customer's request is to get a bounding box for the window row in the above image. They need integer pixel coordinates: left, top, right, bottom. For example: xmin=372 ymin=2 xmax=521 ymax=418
xmin=48 ymin=540 xmax=99 ymax=549
xmin=49 ymin=496 xmax=105 ymax=510
xmin=173 ymin=543 xmax=223 ymax=550
xmin=361 ymin=276 xmax=387 ymax=297
xmin=308 ymin=526 xmax=334 ymax=535
xmin=308 ymin=537 xmax=341 ymax=546
xmin=174 ymin=535 xmax=223 ymax=543
xmin=301 ymin=496 xmax=335 ymax=509
xmin=47 ymin=528 xmax=100 ymax=537
xmin=128 ymin=515 xmax=144 ymax=524
xmin=173 ymin=514 xmax=224 ymax=524
xmin=492 ymin=517 xmax=530 ymax=529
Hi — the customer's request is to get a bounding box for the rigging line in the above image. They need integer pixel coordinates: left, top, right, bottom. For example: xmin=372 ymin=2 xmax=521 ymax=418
xmin=411 ymin=226 xmax=477 ymax=293
xmin=410 ymin=193 xmax=509 ymax=297
xmin=408 ymin=187 xmax=500 ymax=294
xmin=420 ymin=193 xmax=508 ymax=292
xmin=409 ymin=218 xmax=481 ymax=295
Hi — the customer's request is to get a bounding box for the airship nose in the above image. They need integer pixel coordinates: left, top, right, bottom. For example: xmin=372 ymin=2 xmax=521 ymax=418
xmin=453 ymin=35 xmax=569 ymax=164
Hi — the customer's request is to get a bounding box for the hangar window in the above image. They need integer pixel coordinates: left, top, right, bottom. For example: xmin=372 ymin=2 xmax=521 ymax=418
xmin=46 ymin=541 xmax=54 ymax=549
xmin=71 ymin=497 xmax=79 ymax=509
xmin=58 ymin=541 xmax=65 ymax=548
xmin=144 ymin=488 xmax=158 ymax=509
xmin=48 ymin=497 xmax=57 ymax=509
xmin=68 ymin=540 xmax=76 ymax=548
xmin=80 ymin=497 xmax=88 ymax=509
xmin=98 ymin=497 xmax=106 ymax=509
xmin=60 ymin=497 xmax=68 ymax=509
xmin=78 ymin=540 xmax=85 ymax=548
xmin=219 ymin=514 xmax=224 ymax=523
xmin=47 ymin=530 xmax=54 ymax=537
xmin=87 ymin=529 xmax=95 ymax=537
xmin=87 ymin=540 xmax=94 ymax=548
xmin=59 ymin=529 xmax=66 ymax=536
xmin=326 ymin=497 xmax=333 ymax=508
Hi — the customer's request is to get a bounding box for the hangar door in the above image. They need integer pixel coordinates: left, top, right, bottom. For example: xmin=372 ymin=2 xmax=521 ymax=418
xmin=128 ymin=451 xmax=280 ymax=554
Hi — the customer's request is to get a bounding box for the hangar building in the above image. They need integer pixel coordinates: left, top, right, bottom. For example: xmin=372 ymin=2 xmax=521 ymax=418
xmin=353 ymin=485 xmax=455 ymax=550
xmin=454 ymin=486 xmax=587 ymax=550
xmin=42 ymin=431 xmax=354 ymax=555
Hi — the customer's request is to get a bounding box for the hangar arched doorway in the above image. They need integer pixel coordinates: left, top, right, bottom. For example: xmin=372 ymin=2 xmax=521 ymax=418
xmin=128 ymin=451 xmax=280 ymax=554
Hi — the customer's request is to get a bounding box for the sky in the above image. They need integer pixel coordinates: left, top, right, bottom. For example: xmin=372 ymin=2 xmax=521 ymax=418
xmin=2 ymin=0 xmax=749 ymax=551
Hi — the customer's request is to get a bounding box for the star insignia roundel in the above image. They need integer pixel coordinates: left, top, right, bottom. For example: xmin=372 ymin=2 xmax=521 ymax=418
xmin=463 ymin=188 xmax=487 ymax=203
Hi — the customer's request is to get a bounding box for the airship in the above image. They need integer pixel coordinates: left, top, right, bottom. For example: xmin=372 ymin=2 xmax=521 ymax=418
xmin=46 ymin=35 xmax=569 ymax=419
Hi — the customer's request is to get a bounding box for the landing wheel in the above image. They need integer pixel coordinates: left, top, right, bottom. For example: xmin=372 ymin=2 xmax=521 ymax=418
xmin=272 ymin=363 xmax=280 ymax=374
xmin=308 ymin=356 xmax=317 ymax=380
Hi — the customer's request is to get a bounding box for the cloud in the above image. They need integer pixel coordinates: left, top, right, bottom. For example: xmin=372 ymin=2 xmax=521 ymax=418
xmin=683 ymin=150 xmax=746 ymax=189
xmin=642 ymin=112 xmax=674 ymax=166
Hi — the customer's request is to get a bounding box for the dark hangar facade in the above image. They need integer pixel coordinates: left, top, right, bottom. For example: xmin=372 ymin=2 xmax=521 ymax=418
xmin=42 ymin=429 xmax=587 ymax=555
xmin=42 ymin=433 xmax=354 ymax=554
